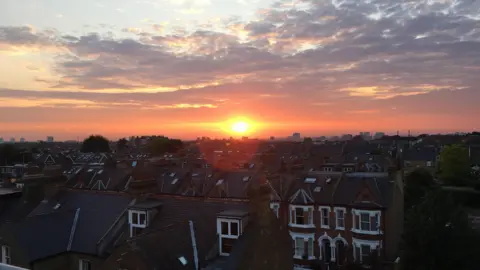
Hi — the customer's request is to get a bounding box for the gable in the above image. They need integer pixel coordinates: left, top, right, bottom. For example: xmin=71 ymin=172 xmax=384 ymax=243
xmin=289 ymin=189 xmax=314 ymax=204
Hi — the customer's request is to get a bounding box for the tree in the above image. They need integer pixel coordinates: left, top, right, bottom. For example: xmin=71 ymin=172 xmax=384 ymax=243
xmin=147 ymin=136 xmax=183 ymax=155
xmin=404 ymin=168 xmax=436 ymax=212
xmin=439 ymin=144 xmax=471 ymax=186
xmin=0 ymin=145 xmax=32 ymax=165
xmin=116 ymin=138 xmax=128 ymax=151
xmin=81 ymin=135 xmax=110 ymax=153
xmin=303 ymin=137 xmax=313 ymax=143
xmin=401 ymin=189 xmax=480 ymax=270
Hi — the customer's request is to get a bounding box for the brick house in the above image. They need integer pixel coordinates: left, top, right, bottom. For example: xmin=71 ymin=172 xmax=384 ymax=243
xmin=270 ymin=169 xmax=404 ymax=270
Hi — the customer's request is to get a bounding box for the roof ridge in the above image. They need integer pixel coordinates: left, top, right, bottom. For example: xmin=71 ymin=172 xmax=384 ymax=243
xmin=67 ymin=208 xmax=80 ymax=251
xmin=26 ymin=208 xmax=78 ymax=220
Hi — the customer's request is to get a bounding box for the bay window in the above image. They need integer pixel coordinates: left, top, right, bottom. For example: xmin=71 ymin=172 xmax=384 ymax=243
xmin=290 ymin=232 xmax=315 ymax=260
xmin=352 ymin=238 xmax=380 ymax=265
xmin=289 ymin=205 xmax=314 ymax=228
xmin=352 ymin=209 xmax=382 ymax=235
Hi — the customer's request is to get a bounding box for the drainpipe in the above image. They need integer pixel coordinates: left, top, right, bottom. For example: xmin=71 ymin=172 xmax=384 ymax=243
xmin=189 ymin=220 xmax=199 ymax=270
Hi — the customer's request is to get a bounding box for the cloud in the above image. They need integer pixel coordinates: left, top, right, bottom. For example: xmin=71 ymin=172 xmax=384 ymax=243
xmin=0 ymin=0 xmax=480 ymax=112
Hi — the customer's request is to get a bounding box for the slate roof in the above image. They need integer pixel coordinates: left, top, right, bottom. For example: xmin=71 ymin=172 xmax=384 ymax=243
xmin=7 ymin=210 xmax=77 ymax=262
xmin=0 ymin=192 xmax=42 ymax=224
xmin=22 ymin=190 xmax=133 ymax=256
xmin=333 ymin=174 xmax=394 ymax=207
xmin=403 ymin=146 xmax=438 ymax=162
xmin=285 ymin=171 xmax=395 ymax=208
xmin=112 ymin=197 xmax=248 ymax=270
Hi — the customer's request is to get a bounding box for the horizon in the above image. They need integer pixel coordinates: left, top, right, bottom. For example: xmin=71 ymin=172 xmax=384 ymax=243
xmin=1 ymin=129 xmax=477 ymax=142
xmin=1 ymin=0 xmax=480 ymax=139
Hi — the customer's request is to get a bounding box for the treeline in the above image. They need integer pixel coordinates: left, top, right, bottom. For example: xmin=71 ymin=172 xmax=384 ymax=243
xmin=81 ymin=135 xmax=183 ymax=155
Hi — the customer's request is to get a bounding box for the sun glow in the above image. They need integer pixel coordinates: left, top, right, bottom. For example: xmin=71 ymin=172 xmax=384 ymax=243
xmin=231 ymin=121 xmax=249 ymax=133
xmin=220 ymin=117 xmax=256 ymax=136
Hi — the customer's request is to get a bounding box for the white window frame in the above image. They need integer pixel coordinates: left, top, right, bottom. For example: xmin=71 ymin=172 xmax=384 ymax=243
xmin=426 ymin=161 xmax=432 ymax=167
xmin=79 ymin=259 xmax=91 ymax=270
xmin=289 ymin=205 xmax=315 ymax=228
xmin=270 ymin=202 xmax=280 ymax=218
xmin=129 ymin=210 xmax=147 ymax=228
xmin=319 ymin=206 xmax=331 ymax=229
xmin=351 ymin=209 xmax=382 ymax=235
xmin=352 ymin=238 xmax=381 ymax=264
xmin=217 ymin=218 xmax=241 ymax=256
xmin=1 ymin=245 xmax=10 ymax=264
xmin=290 ymin=232 xmax=316 ymax=260
xmin=334 ymin=207 xmax=346 ymax=230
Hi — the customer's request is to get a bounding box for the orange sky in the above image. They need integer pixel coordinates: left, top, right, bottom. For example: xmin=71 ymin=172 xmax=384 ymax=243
xmin=1 ymin=0 xmax=479 ymax=140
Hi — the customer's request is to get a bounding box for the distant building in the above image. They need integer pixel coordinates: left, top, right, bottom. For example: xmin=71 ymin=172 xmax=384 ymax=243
xmin=374 ymin=132 xmax=385 ymax=140
xmin=46 ymin=136 xmax=54 ymax=143
xmin=287 ymin=132 xmax=301 ymax=141
xmin=0 ymin=138 xmax=3 ymax=144
xmin=9 ymin=138 xmax=15 ymax=143
xmin=341 ymin=134 xmax=353 ymax=140
xmin=360 ymin=132 xmax=372 ymax=140
xmin=20 ymin=138 xmax=26 ymax=143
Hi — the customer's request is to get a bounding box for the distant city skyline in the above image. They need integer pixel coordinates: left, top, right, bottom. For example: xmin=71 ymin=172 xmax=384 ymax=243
xmin=1 ymin=1 xmax=480 ymax=139
xmin=1 ymin=129 xmax=477 ymax=142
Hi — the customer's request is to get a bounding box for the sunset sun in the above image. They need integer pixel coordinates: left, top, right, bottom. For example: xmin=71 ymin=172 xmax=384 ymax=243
xmin=231 ymin=121 xmax=250 ymax=134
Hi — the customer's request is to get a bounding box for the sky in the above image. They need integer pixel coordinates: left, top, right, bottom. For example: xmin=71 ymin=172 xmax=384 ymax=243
xmin=1 ymin=0 xmax=479 ymax=141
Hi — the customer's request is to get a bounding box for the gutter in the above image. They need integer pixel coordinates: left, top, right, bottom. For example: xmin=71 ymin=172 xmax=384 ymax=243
xmin=189 ymin=220 xmax=199 ymax=270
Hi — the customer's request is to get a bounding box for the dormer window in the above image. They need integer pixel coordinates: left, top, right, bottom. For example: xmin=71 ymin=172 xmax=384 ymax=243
xmin=217 ymin=210 xmax=248 ymax=256
xmin=129 ymin=210 xmax=147 ymax=237
xmin=323 ymin=167 xmax=333 ymax=172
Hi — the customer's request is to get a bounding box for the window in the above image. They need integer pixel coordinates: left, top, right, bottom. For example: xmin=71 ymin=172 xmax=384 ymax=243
xmin=79 ymin=259 xmax=91 ymax=270
xmin=323 ymin=167 xmax=333 ymax=172
xmin=342 ymin=167 xmax=353 ymax=172
xmin=335 ymin=207 xmax=345 ymax=230
xmin=1 ymin=245 xmax=10 ymax=264
xmin=352 ymin=209 xmax=381 ymax=235
xmin=270 ymin=203 xmax=280 ymax=218
xmin=129 ymin=210 xmax=147 ymax=227
xmin=320 ymin=206 xmax=330 ymax=228
xmin=291 ymin=233 xmax=315 ymax=260
xmin=352 ymin=238 xmax=380 ymax=265
xmin=218 ymin=219 xmax=241 ymax=255
xmin=360 ymin=213 xmax=370 ymax=231
xmin=289 ymin=206 xmax=314 ymax=227
xmin=427 ymin=161 xmax=432 ymax=167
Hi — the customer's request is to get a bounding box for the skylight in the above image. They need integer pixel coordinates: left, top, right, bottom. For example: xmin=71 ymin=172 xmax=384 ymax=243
xmin=53 ymin=203 xmax=61 ymax=210
xmin=305 ymin=177 xmax=316 ymax=184
xmin=178 ymin=256 xmax=188 ymax=266
xmin=314 ymin=186 xmax=322 ymax=192
xmin=170 ymin=172 xmax=176 ymax=177
xmin=172 ymin=178 xmax=179 ymax=185
xmin=326 ymin=178 xmax=332 ymax=184
xmin=87 ymin=169 xmax=93 ymax=172
xmin=97 ymin=170 xmax=103 ymax=174
xmin=242 ymin=176 xmax=250 ymax=182
xmin=249 ymin=163 xmax=255 ymax=168
xmin=216 ymin=179 xmax=224 ymax=186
